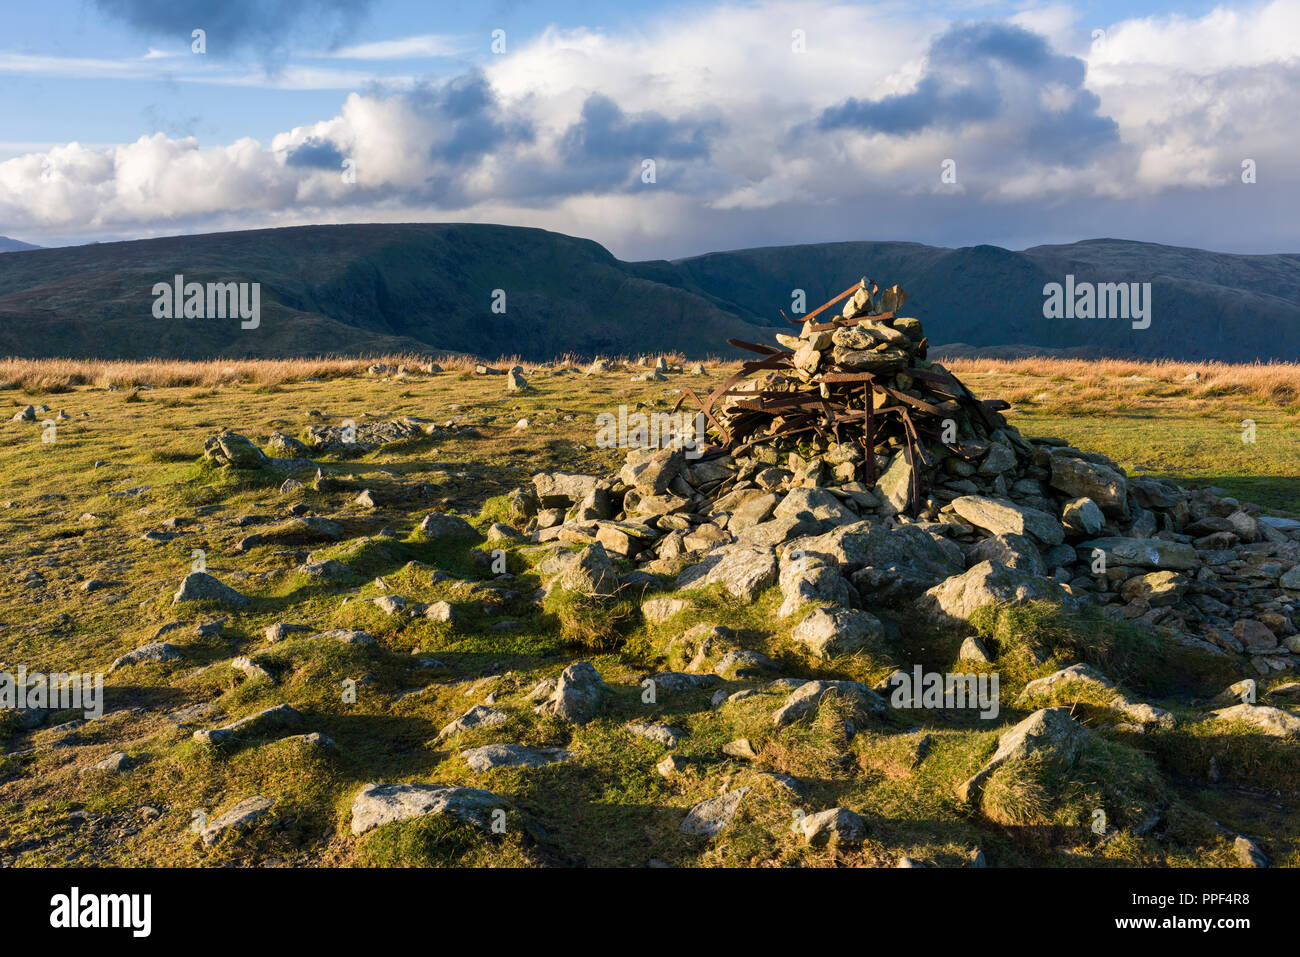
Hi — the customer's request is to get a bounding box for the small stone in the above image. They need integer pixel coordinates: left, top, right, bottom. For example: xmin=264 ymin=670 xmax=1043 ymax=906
xmin=801 ymin=807 xmax=866 ymax=846
xmin=424 ymin=600 xmax=455 ymax=623
xmin=657 ymin=754 xmax=688 ymax=778
xmin=199 ymin=796 xmax=274 ymax=846
xmin=680 ymin=788 xmax=749 ymax=838
xmin=82 ymin=751 xmax=135 ymax=775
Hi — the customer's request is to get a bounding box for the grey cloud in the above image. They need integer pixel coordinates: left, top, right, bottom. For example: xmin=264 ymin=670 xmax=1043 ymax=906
xmin=561 ymin=94 xmax=718 ymax=164
xmin=285 ymin=137 xmax=345 ymax=169
xmin=94 ymin=0 xmax=372 ymax=60
xmin=816 ymin=21 xmax=1118 ymax=161
xmin=409 ymin=73 xmax=535 ymax=164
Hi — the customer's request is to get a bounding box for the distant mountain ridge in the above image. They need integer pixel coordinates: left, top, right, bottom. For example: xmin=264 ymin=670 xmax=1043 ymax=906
xmin=0 ymin=224 xmax=1296 ymax=361
xmin=0 ymin=236 xmax=40 ymax=253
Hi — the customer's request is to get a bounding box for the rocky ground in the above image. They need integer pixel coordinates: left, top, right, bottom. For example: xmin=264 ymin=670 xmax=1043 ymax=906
xmin=0 ymin=357 xmax=1297 ymax=867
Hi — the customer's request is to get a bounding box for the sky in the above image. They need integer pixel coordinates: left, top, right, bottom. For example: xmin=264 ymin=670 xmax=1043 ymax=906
xmin=0 ymin=0 xmax=1296 ymax=260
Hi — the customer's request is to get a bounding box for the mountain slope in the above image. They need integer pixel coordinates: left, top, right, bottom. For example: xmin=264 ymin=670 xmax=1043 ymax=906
xmin=0 ymin=224 xmax=1296 ymax=360
xmin=0 ymin=237 xmax=40 ymax=253
xmin=0 ymin=224 xmax=780 ymax=360
xmin=669 ymin=239 xmax=1300 ymax=361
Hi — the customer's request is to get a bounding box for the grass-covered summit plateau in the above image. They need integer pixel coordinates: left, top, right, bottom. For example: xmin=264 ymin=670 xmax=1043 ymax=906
xmin=0 ymin=352 xmax=1297 ymax=867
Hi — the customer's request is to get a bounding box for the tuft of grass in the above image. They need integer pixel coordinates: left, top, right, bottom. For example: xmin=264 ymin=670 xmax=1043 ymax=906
xmin=969 ymin=600 xmax=1236 ymax=696
xmin=543 ymin=585 xmax=637 ymax=650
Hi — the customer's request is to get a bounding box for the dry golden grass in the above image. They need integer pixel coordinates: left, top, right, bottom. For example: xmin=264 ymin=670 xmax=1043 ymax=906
xmin=944 ymin=357 xmax=1300 ymax=408
xmin=0 ymin=350 xmax=706 ymax=392
xmin=2 ymin=352 xmax=1295 ymax=413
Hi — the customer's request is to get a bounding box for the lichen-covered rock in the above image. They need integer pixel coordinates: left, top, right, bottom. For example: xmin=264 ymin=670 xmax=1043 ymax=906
xmin=107 ymin=641 xmax=182 ymax=673
xmin=957 ymin=708 xmax=1089 ymax=804
xmin=433 ymin=705 xmax=507 ymax=743
xmin=801 ymin=807 xmax=867 ymax=846
xmin=679 ymin=788 xmax=749 ymax=837
xmin=915 ymin=560 xmax=1062 ymax=632
xmin=173 ymin=572 xmax=250 ymax=608
xmin=416 ymin=512 xmax=479 ymax=540
xmin=202 ymin=431 xmax=269 ymax=469
xmin=460 ymin=744 xmax=572 ymax=772
xmin=772 ymin=679 xmax=885 ymax=727
xmin=1212 ymin=703 xmax=1300 ymax=739
xmin=199 ymin=795 xmax=274 ymax=846
xmin=350 ymin=783 xmax=506 ymax=836
xmin=1049 ymin=451 xmax=1129 ymax=518
xmin=950 ymin=495 xmax=1064 ymax=547
xmin=1076 ymin=537 xmax=1198 ymax=571
xmin=1061 ymin=497 xmax=1105 ymax=537
xmin=559 ymin=542 xmax=619 ymax=597
xmin=536 ymin=662 xmax=606 ymax=723
xmin=777 ymin=556 xmax=857 ymax=618
xmin=790 ymin=606 xmax=884 ymax=659
xmin=676 ymin=545 xmax=779 ymax=602
xmin=193 ymin=704 xmax=302 ymax=746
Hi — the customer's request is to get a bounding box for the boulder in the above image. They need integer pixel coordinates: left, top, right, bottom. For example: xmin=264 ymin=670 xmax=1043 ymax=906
xmin=350 ymin=783 xmax=506 ymax=836
xmin=199 ymin=796 xmax=274 ymax=846
xmin=968 ymin=533 xmax=1046 ymax=576
xmin=876 ymin=454 xmax=914 ymax=515
xmin=772 ymin=679 xmax=885 ymax=727
xmin=202 ymin=431 xmax=269 ymax=469
xmin=416 ymin=512 xmax=479 ymax=540
xmin=1061 ymin=497 xmax=1105 ymax=537
xmin=461 ymin=744 xmax=572 ymax=772
xmin=536 ymin=662 xmax=606 ymax=723
xmin=915 ymin=561 xmax=1062 ymax=632
xmin=680 ymin=788 xmax=749 ymax=837
xmin=676 ymin=545 xmax=779 ymax=602
xmin=642 ymin=597 xmax=690 ymax=621
xmin=173 ymin=572 xmax=250 ymax=608
xmin=433 ymin=705 xmax=507 ymax=743
xmin=846 ymin=525 xmax=965 ymax=601
xmin=1075 ymin=537 xmax=1198 ymax=571
xmin=773 ymin=487 xmax=856 ymax=525
xmin=777 ymin=556 xmax=857 ymax=618
xmin=1120 ymin=571 xmax=1188 ymax=607
xmin=620 ymin=448 xmax=684 ymax=494
xmin=1212 ymin=703 xmax=1300 ymax=739
xmin=532 ymin=472 xmax=601 ymax=507
xmin=559 ymin=542 xmax=619 ymax=597
xmin=957 ymin=708 xmax=1089 ymax=803
xmin=107 ymin=642 xmax=182 ymax=674
xmin=950 ymin=495 xmax=1064 ymax=547
xmin=193 ymin=704 xmax=302 ymax=746
xmin=801 ymin=807 xmax=867 ymax=846
xmin=625 ymin=722 xmax=685 ymax=748
xmin=1049 ymin=451 xmax=1129 ymax=518
xmin=790 ymin=606 xmax=885 ymax=658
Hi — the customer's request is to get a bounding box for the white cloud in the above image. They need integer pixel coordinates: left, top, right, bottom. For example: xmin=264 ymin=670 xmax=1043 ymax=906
xmin=320 ymin=33 xmax=468 ymax=60
xmin=3 ymin=0 xmax=1299 ymax=257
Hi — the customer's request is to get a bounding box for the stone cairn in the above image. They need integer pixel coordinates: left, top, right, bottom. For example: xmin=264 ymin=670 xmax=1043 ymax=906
xmin=675 ymin=278 xmax=1011 ymax=506
xmin=518 ymin=277 xmax=1300 ymax=674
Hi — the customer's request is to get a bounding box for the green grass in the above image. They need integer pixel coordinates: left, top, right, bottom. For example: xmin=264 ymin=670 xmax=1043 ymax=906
xmin=0 ymin=362 xmax=1295 ymax=868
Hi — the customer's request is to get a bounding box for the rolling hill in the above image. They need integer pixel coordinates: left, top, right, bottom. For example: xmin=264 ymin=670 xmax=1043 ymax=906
xmin=0 ymin=224 xmax=1296 ymax=361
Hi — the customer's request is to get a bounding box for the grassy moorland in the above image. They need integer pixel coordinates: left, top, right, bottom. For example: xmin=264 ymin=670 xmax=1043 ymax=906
xmin=0 ymin=355 xmax=1295 ymax=868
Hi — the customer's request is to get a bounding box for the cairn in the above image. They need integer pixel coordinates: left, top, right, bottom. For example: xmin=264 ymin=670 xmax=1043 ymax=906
xmin=675 ymin=278 xmax=1010 ymax=510
xmin=517 ymin=276 xmax=1300 ymax=676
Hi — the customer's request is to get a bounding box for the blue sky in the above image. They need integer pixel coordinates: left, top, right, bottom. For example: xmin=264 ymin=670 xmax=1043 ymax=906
xmin=1 ymin=0 xmax=1294 ymax=258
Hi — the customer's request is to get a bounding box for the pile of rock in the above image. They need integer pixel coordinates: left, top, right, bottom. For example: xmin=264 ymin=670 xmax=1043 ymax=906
xmin=679 ymin=279 xmax=1007 ymax=504
xmin=513 ymin=278 xmax=1300 ymax=674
